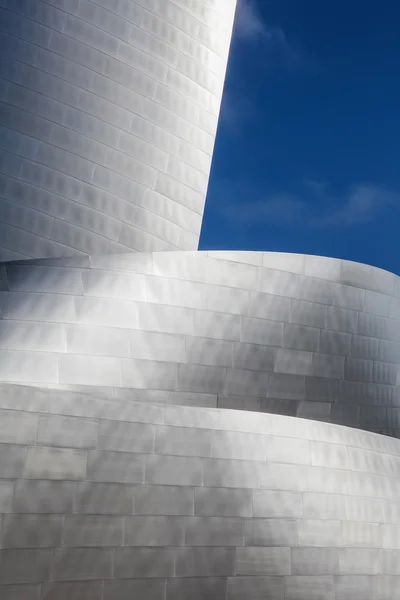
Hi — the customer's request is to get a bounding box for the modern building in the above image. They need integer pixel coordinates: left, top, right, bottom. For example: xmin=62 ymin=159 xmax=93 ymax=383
xmin=0 ymin=0 xmax=236 ymax=258
xmin=0 ymin=1 xmax=399 ymax=598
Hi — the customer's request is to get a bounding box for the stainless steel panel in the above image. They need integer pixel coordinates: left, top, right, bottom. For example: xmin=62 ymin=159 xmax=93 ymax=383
xmin=1 ymin=5 xmax=400 ymax=598
xmin=0 ymin=384 xmax=399 ymax=596
xmin=0 ymin=0 xmax=237 ymax=257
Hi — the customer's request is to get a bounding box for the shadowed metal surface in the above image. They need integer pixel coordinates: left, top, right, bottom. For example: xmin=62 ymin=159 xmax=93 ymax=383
xmin=1 ymin=0 xmax=400 ymax=596
xmin=0 ymin=383 xmax=400 ymax=599
xmin=0 ymin=251 xmax=399 ymax=437
xmin=0 ymin=0 xmax=237 ymax=259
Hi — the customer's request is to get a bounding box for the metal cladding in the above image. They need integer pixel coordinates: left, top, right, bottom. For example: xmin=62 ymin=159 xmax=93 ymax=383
xmin=0 ymin=383 xmax=400 ymax=599
xmin=1 ymin=1 xmax=400 ymax=598
xmin=1 ymin=251 xmax=399 ymax=437
xmin=0 ymin=0 xmax=237 ymax=259
xmin=1 ymin=252 xmax=399 ymax=598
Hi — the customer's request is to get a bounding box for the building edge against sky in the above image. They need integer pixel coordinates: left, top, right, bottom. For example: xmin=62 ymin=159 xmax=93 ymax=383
xmin=1 ymin=1 xmax=400 ymax=598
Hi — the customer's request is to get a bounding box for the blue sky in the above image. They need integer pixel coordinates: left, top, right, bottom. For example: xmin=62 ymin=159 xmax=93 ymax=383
xmin=199 ymin=0 xmax=400 ymax=275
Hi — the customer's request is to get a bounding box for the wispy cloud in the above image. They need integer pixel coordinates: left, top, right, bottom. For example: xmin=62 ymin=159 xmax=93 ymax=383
xmin=234 ymin=0 xmax=291 ymax=57
xmin=219 ymin=93 xmax=255 ymax=130
xmin=222 ymin=181 xmax=400 ymax=230
xmin=222 ymin=1 xmax=318 ymax=131
xmin=234 ymin=0 xmax=269 ymax=41
xmin=223 ymin=1 xmax=292 ymax=130
xmin=231 ymin=0 xmax=318 ymax=81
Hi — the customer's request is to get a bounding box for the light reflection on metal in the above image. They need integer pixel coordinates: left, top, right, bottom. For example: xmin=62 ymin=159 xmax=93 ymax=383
xmin=0 ymin=1 xmax=399 ymax=597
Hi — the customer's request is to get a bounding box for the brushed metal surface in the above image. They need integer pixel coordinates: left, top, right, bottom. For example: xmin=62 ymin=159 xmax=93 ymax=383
xmin=0 ymin=0 xmax=237 ymax=258
xmin=1 ymin=251 xmax=399 ymax=436
xmin=0 ymin=384 xmax=398 ymax=597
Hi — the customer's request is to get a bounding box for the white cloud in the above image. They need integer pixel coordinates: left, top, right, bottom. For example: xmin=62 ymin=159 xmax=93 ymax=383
xmin=234 ymin=0 xmax=290 ymax=51
xmin=234 ymin=0 xmax=267 ymax=40
xmin=222 ymin=181 xmax=400 ymax=229
xmin=219 ymin=93 xmax=255 ymax=130
xmin=232 ymin=0 xmax=317 ymax=73
xmin=222 ymin=1 xmax=292 ymax=130
xmin=222 ymin=1 xmax=318 ymax=131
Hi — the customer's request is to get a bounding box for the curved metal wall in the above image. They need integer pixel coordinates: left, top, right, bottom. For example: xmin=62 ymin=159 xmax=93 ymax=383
xmin=1 ymin=383 xmax=400 ymax=599
xmin=1 ymin=251 xmax=399 ymax=437
xmin=2 ymin=1 xmax=399 ymax=593
xmin=0 ymin=0 xmax=237 ymax=260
